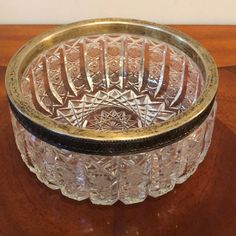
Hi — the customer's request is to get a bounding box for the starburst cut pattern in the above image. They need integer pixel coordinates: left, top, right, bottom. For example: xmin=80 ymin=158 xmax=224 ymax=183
xmin=85 ymin=109 xmax=138 ymax=130
xmin=54 ymin=89 xmax=176 ymax=129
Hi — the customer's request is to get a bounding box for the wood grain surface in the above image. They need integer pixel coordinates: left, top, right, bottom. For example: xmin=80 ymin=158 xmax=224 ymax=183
xmin=0 ymin=25 xmax=236 ymax=236
xmin=1 ymin=25 xmax=236 ymax=68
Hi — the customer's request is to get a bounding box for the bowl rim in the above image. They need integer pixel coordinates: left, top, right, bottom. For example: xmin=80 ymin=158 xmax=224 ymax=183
xmin=5 ymin=18 xmax=218 ymax=155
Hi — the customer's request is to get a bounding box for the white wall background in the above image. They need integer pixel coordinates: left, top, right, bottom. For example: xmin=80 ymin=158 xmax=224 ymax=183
xmin=0 ymin=0 xmax=236 ymax=24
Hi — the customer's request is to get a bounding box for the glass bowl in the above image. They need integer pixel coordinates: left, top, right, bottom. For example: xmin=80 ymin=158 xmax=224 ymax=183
xmin=5 ymin=19 xmax=218 ymax=205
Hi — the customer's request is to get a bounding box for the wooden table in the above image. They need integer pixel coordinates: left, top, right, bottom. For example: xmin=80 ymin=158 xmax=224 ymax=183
xmin=0 ymin=25 xmax=236 ymax=236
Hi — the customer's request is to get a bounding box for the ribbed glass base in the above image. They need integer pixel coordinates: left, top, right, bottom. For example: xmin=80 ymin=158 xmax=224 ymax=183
xmin=10 ymin=102 xmax=216 ymax=205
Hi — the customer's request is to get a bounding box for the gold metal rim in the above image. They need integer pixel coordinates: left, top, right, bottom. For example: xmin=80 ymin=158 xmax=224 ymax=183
xmin=5 ymin=18 xmax=218 ymax=144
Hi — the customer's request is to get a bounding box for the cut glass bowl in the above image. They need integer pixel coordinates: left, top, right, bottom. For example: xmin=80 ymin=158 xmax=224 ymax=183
xmin=5 ymin=19 xmax=218 ymax=205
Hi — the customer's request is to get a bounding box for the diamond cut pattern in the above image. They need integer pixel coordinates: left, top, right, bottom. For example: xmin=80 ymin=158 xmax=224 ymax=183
xmin=21 ymin=34 xmax=203 ymax=131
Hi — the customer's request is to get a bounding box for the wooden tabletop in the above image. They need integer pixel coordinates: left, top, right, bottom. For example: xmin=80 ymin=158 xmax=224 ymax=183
xmin=0 ymin=25 xmax=236 ymax=236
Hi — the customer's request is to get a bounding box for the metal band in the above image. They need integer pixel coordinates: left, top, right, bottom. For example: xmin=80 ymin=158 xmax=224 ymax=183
xmin=9 ymin=98 xmax=215 ymax=155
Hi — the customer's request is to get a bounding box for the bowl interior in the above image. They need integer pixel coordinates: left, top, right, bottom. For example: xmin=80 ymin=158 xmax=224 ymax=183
xmin=20 ymin=33 xmax=204 ymax=131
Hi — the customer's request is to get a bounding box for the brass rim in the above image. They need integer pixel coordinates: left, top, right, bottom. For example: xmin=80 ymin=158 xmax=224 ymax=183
xmin=5 ymin=18 xmax=218 ymax=155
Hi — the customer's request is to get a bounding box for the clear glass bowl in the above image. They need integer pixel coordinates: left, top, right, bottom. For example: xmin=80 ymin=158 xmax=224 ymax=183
xmin=5 ymin=19 xmax=218 ymax=205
